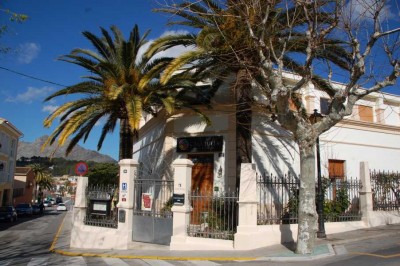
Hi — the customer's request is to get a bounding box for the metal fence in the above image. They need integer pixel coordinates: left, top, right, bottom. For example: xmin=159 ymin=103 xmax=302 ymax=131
xmin=257 ymin=173 xmax=300 ymax=225
xmin=188 ymin=189 xmax=238 ymax=240
xmin=324 ymin=178 xmax=362 ymax=222
xmin=84 ymin=184 xmax=118 ymax=229
xmin=371 ymin=170 xmax=400 ymax=211
xmin=257 ymin=173 xmax=362 ymax=224
xmin=132 ymin=179 xmax=174 ymax=218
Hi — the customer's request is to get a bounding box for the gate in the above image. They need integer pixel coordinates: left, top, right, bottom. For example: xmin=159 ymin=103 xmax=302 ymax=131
xmin=132 ymin=179 xmax=174 ymax=245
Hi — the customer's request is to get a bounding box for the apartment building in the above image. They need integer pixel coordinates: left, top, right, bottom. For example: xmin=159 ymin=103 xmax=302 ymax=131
xmin=0 ymin=118 xmax=23 ymax=206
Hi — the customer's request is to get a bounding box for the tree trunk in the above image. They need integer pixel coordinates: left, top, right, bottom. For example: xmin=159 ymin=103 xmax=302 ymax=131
xmin=295 ymin=143 xmax=318 ymax=254
xmin=119 ymin=118 xmax=134 ymax=160
xmin=235 ymin=74 xmax=253 ymax=190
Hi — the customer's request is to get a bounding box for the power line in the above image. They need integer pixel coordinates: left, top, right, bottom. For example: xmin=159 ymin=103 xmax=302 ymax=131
xmin=0 ymin=65 xmax=68 ymax=87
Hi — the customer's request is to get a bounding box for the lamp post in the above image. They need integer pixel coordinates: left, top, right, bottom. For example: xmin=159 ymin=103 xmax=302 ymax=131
xmin=311 ymin=109 xmax=326 ymax=238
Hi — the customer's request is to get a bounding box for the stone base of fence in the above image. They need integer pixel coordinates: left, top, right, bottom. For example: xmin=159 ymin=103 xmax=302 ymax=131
xmin=70 ymin=207 xmax=130 ymax=249
xmin=171 ymin=236 xmax=234 ymax=250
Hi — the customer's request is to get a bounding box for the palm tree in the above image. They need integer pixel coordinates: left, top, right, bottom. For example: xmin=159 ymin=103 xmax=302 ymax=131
xmin=31 ymin=163 xmax=52 ymax=202
xmin=43 ymin=24 xmax=211 ymax=160
xmin=154 ymin=0 xmax=351 ymax=185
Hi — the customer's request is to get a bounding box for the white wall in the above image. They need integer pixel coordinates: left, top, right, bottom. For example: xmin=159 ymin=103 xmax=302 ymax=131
xmin=320 ymin=125 xmax=400 ymax=177
xmin=251 ymin=117 xmax=400 ymax=179
xmin=133 ymin=121 xmax=170 ymax=180
xmin=252 ymin=117 xmax=300 ymax=178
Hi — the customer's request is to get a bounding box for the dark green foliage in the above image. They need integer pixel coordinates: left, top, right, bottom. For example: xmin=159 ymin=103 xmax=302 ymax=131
xmin=323 ymin=187 xmax=350 ymax=221
xmin=17 ymin=156 xmax=116 ymax=177
xmin=87 ymin=163 xmax=119 ymax=186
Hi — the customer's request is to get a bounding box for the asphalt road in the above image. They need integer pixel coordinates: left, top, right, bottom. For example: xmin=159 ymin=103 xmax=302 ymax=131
xmin=221 ymin=232 xmax=400 ymax=266
xmin=0 ymin=204 xmax=67 ymax=265
xmin=1 ymin=202 xmax=399 ymax=265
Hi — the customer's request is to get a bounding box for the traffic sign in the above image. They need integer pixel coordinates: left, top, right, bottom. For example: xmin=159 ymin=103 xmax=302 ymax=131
xmin=75 ymin=161 xmax=88 ymax=176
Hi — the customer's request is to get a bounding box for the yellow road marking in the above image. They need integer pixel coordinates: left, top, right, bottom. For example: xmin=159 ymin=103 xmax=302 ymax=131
xmin=49 ymin=212 xmax=255 ymax=261
xmin=49 ymin=211 xmax=67 ymax=252
xmin=52 ymin=249 xmax=256 ymax=261
xmin=350 ymin=252 xmax=400 ymax=259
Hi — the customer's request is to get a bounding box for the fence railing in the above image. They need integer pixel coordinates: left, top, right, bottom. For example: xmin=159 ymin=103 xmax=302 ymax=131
xmin=324 ymin=178 xmax=362 ymax=222
xmin=188 ymin=189 xmax=238 ymax=240
xmin=84 ymin=184 xmax=118 ymax=229
xmin=257 ymin=173 xmax=299 ymax=225
xmin=133 ymin=179 xmax=174 ymax=218
xmin=257 ymin=173 xmax=362 ymax=224
xmin=371 ymin=170 xmax=400 ymax=211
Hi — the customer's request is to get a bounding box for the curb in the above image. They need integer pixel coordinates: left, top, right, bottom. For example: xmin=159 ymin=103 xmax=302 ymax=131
xmin=49 ymin=211 xmax=336 ymax=262
xmin=258 ymin=244 xmax=335 ymax=262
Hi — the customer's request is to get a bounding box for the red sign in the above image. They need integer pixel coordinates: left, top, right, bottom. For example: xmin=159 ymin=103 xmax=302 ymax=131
xmin=75 ymin=162 xmax=88 ymax=176
xmin=141 ymin=193 xmax=152 ymax=211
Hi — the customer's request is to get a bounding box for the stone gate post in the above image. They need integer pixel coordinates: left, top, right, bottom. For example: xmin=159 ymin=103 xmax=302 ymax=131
xmin=116 ymin=159 xmax=138 ymax=248
xmin=359 ymin=161 xmax=373 ymax=226
xmin=234 ymin=163 xmax=261 ymax=250
xmin=169 ymin=158 xmax=193 ymax=250
xmin=70 ymin=175 xmax=88 ymax=247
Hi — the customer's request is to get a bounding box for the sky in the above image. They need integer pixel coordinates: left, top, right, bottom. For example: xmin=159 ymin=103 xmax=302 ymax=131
xmin=0 ymin=0 xmax=189 ymax=161
xmin=1 ymin=1 xmax=399 ymax=162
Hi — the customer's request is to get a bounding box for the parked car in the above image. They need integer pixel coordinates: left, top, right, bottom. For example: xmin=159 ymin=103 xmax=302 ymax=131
xmin=56 ymin=203 xmax=67 ymax=211
xmin=49 ymin=198 xmax=56 ymax=205
xmin=15 ymin=203 xmax=33 ymax=216
xmin=43 ymin=200 xmax=52 ymax=207
xmin=56 ymin=197 xmax=63 ymax=204
xmin=0 ymin=206 xmax=17 ymax=222
xmin=31 ymin=204 xmax=41 ymax=215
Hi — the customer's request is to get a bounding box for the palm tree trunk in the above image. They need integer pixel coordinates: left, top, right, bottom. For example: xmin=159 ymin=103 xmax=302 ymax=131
xmin=296 ymin=142 xmax=318 ymax=254
xmin=235 ymin=73 xmax=253 ymax=190
xmin=119 ymin=118 xmax=134 ymax=160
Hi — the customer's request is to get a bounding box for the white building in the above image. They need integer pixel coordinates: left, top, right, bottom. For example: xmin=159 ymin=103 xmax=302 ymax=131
xmin=133 ymin=77 xmax=400 ymax=193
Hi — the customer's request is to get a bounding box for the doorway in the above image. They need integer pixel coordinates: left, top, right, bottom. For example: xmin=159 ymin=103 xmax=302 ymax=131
xmin=188 ymin=154 xmax=214 ymax=224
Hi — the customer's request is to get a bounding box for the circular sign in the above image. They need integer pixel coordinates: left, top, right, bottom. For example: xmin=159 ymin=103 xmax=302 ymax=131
xmin=75 ymin=161 xmax=88 ymax=176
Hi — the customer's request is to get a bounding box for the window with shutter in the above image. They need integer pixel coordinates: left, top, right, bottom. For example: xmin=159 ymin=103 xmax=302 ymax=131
xmin=358 ymin=105 xmax=373 ymax=122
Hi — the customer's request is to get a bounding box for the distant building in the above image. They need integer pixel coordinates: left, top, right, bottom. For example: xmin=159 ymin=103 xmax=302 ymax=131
xmin=0 ymin=118 xmax=23 ymax=206
xmin=13 ymin=167 xmax=36 ymax=205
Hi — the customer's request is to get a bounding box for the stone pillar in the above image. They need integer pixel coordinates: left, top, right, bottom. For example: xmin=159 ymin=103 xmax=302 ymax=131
xmin=234 ymin=163 xmax=260 ymax=250
xmin=359 ymin=161 xmax=373 ymax=226
xmin=116 ymin=159 xmax=138 ymax=249
xmin=70 ymin=176 xmax=88 ymax=247
xmin=169 ymin=159 xmax=193 ymax=250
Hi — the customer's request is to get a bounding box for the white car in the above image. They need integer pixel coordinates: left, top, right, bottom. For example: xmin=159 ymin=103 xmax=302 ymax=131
xmin=56 ymin=203 xmax=67 ymax=211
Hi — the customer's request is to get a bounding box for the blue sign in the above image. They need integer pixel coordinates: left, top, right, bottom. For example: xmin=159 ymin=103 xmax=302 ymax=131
xmin=122 ymin=182 xmax=127 ymax=191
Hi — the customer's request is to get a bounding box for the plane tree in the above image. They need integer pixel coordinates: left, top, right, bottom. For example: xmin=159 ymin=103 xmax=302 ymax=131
xmin=155 ymin=0 xmax=400 ymax=254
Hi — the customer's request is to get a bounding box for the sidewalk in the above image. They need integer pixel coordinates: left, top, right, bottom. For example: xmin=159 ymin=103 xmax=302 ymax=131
xmin=50 ymin=210 xmax=400 ymax=262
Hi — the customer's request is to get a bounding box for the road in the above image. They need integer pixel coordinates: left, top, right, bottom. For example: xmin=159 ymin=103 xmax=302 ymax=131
xmin=222 ymin=232 xmax=400 ymax=266
xmin=0 ymin=202 xmax=399 ymax=265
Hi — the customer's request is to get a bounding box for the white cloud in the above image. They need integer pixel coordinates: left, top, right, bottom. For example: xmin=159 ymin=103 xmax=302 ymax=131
xmin=6 ymin=86 xmax=53 ymax=103
xmin=344 ymin=0 xmax=396 ymax=24
xmin=17 ymin=42 xmax=41 ymax=64
xmin=42 ymin=105 xmax=59 ymax=113
xmin=136 ymin=30 xmax=194 ymax=64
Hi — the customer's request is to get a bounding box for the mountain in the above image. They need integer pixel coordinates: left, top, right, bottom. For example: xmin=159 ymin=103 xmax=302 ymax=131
xmin=17 ymin=136 xmax=116 ymax=163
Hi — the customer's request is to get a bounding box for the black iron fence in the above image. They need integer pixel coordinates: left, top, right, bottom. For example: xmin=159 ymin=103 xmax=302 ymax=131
xmin=324 ymin=178 xmax=362 ymax=222
xmin=257 ymin=173 xmax=362 ymax=224
xmin=371 ymin=170 xmax=400 ymax=211
xmin=257 ymin=173 xmax=299 ymax=225
xmin=84 ymin=184 xmax=118 ymax=229
xmin=188 ymin=189 xmax=238 ymax=240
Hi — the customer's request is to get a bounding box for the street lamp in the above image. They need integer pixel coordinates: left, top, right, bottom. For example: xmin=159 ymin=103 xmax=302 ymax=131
xmin=310 ymin=109 xmax=326 ymax=238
